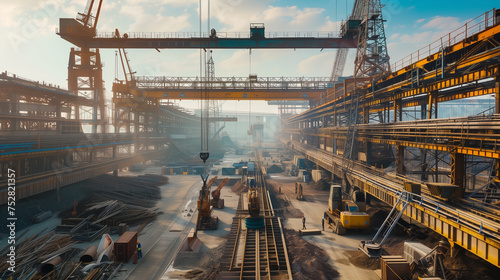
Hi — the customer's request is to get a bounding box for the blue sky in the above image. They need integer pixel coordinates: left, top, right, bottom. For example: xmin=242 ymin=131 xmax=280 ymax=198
xmin=0 ymin=0 xmax=498 ymax=113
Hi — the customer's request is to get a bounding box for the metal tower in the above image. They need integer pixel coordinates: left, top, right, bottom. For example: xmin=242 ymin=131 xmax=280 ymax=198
xmin=343 ymin=0 xmax=391 ymax=173
xmin=330 ymin=0 xmax=366 ymax=82
xmin=207 ymin=51 xmax=220 ymax=144
xmin=354 ymin=0 xmax=391 ymax=78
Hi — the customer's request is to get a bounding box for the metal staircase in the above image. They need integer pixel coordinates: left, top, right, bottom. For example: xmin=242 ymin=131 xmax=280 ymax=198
xmin=359 ymin=190 xmax=412 ymax=257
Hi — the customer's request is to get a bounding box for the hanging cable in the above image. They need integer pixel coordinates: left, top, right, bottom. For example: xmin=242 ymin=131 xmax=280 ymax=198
xmin=114 ymin=51 xmax=118 ymax=81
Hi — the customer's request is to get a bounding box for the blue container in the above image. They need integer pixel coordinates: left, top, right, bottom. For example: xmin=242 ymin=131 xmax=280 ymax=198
xmin=222 ymin=167 xmax=236 ymax=175
xmin=297 ymin=158 xmax=305 ymax=169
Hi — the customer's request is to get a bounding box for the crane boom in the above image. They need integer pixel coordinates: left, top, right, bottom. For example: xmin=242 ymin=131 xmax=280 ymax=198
xmin=330 ymin=0 xmax=367 ymax=82
xmin=77 ymin=0 xmax=103 ymax=31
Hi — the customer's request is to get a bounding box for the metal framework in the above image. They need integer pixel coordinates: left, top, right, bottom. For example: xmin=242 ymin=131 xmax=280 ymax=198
xmin=281 ymin=8 xmax=500 ymax=268
xmin=353 ymin=0 xmax=391 ymax=78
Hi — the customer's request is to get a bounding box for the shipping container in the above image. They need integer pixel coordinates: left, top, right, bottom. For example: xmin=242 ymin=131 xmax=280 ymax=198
xmin=114 ymin=231 xmax=138 ymax=263
xmin=222 ymin=167 xmax=236 ymax=175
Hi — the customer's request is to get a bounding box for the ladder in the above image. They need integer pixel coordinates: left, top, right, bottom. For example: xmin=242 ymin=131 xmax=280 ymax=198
xmin=342 ymin=95 xmax=360 ymax=172
xmin=359 ymin=191 xmax=411 ymax=257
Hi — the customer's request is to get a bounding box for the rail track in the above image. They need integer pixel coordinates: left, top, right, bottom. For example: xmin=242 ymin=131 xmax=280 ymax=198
xmin=219 ymin=160 xmax=291 ymax=280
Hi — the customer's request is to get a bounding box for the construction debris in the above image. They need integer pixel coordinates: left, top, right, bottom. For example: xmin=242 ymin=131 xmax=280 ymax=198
xmin=85 ymin=174 xmax=166 ymax=207
xmin=0 ymin=231 xmax=75 ymax=279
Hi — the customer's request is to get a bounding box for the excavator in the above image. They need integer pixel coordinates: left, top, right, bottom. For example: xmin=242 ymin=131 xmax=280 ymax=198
xmin=211 ymin=178 xmax=228 ymax=209
xmin=197 ymin=176 xmax=218 ymax=230
xmin=197 ymin=176 xmax=229 ymax=229
xmin=324 ymin=185 xmax=370 ymax=234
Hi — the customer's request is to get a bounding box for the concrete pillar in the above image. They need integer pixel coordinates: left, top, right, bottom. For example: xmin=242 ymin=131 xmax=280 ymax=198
xmin=396 ymin=145 xmax=405 ymax=175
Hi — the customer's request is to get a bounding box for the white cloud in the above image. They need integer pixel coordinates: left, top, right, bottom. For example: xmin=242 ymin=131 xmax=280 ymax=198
xmin=399 ymin=31 xmax=431 ymax=44
xmin=421 ymin=16 xmax=462 ymax=30
xmin=416 ymin=18 xmax=426 ymax=24
xmin=297 ymin=52 xmax=333 ymax=76
xmin=389 ymin=33 xmax=400 ymax=40
xmin=119 ymin=5 xmax=191 ymax=32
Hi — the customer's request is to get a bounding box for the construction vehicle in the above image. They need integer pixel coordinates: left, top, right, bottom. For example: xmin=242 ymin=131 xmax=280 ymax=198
xmin=324 ymin=185 xmax=370 ymax=234
xmin=295 ymin=182 xmax=303 ymax=200
xmin=196 ymin=175 xmax=218 ymax=230
xmin=248 ymin=187 xmax=260 ymax=216
xmin=211 ymin=178 xmax=228 ymax=209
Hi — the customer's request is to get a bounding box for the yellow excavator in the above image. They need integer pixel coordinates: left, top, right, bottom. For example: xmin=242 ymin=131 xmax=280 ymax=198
xmin=211 ymin=178 xmax=228 ymax=209
xmin=324 ymin=185 xmax=370 ymax=234
xmin=197 ymin=176 xmax=219 ymax=230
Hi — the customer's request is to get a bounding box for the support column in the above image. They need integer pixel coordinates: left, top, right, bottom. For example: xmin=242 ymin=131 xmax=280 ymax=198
xmin=363 ymin=106 xmax=369 ymax=124
xmin=366 ymin=142 xmax=372 ymax=165
xmin=420 ymin=104 xmax=427 ymax=120
xmin=394 ymin=99 xmax=402 ymax=123
xmin=55 ymin=102 xmax=61 ymax=132
xmin=450 ymin=151 xmax=465 ymax=199
xmin=396 ymin=145 xmax=405 ymax=175
xmin=428 ymin=91 xmax=438 ymax=119
xmin=496 ymin=75 xmax=500 ymax=114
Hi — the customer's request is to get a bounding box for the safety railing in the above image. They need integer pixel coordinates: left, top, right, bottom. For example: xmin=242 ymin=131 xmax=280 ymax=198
xmin=134 ymin=76 xmax=331 ymax=90
xmin=95 ymin=31 xmax=340 ymax=39
xmin=391 ymin=9 xmax=498 ymax=71
xmin=0 ymin=71 xmax=68 ymax=91
xmin=295 ymin=140 xmax=500 ymax=240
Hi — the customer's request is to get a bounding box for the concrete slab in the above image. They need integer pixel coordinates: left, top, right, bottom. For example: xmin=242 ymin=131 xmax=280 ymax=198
xmin=299 ymin=229 xmax=322 ymax=235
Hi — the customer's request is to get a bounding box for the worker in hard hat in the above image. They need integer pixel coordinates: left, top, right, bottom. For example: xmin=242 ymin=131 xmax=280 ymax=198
xmin=302 ymin=215 xmax=306 ymax=230
xmin=137 ymin=241 xmax=142 ymax=259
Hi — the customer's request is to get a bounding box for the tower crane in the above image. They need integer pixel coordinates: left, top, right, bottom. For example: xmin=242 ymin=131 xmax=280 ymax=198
xmin=330 ymin=0 xmax=366 ymax=82
xmin=67 ymin=0 xmax=107 ymax=133
xmin=77 ymin=0 xmax=103 ymax=33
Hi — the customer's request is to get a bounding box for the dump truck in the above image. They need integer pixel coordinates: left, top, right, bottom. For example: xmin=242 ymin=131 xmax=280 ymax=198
xmin=324 ymin=185 xmax=370 ymax=234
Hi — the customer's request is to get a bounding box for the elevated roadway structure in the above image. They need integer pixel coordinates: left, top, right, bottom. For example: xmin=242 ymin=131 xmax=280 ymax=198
xmin=281 ymin=9 xmax=500 ymax=268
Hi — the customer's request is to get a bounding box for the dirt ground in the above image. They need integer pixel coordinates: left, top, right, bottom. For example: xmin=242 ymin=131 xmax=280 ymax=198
xmin=284 ymin=228 xmax=340 ymax=280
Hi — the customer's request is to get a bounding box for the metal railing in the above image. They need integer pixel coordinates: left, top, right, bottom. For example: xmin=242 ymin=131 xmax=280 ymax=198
xmin=297 ymin=141 xmax=500 ymax=240
xmin=134 ymin=76 xmax=331 ymax=90
xmin=391 ymin=9 xmax=498 ymax=71
xmin=0 ymin=71 xmax=68 ymax=92
xmin=95 ymin=31 xmax=341 ymax=39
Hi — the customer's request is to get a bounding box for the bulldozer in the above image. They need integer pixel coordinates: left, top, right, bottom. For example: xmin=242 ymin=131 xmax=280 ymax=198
xmin=324 ymin=185 xmax=370 ymax=234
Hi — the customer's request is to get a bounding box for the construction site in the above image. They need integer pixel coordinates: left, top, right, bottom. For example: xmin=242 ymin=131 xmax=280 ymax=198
xmin=1 ymin=0 xmax=500 ymax=279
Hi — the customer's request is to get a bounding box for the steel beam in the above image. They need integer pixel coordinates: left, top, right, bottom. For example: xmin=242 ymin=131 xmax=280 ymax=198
xmin=58 ymin=34 xmax=357 ymax=50
xmin=450 ymin=151 xmax=465 ymax=199
xmin=286 ymin=139 xmax=500 ymax=268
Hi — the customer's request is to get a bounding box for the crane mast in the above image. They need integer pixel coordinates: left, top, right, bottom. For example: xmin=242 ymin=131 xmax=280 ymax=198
xmin=330 ymin=0 xmax=366 ymax=82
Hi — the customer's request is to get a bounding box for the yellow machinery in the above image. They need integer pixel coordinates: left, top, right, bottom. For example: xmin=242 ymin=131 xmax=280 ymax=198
xmin=248 ymin=187 xmax=260 ymax=216
xmin=324 ymin=185 xmax=370 ymax=234
xmin=197 ymin=176 xmax=218 ymax=230
xmin=211 ymin=178 xmax=228 ymax=209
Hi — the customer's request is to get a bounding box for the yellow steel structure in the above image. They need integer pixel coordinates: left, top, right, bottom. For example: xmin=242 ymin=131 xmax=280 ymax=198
xmin=281 ymin=9 xmax=500 ymax=269
xmin=289 ymin=140 xmax=500 ymax=268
